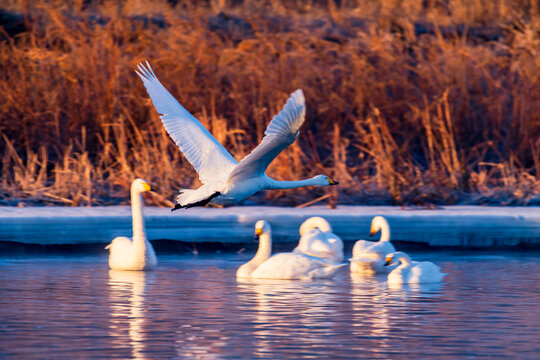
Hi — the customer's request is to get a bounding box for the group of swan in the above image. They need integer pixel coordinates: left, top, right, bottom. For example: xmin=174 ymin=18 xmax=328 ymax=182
xmin=237 ymin=216 xmax=445 ymax=283
xmin=236 ymin=218 xmax=345 ymax=280
xmin=136 ymin=62 xmax=338 ymax=210
xmin=349 ymin=216 xmax=446 ymax=284
xmin=105 ymin=178 xmax=445 ymax=284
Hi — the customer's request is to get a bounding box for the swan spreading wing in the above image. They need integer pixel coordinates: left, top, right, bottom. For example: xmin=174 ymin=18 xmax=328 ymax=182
xmin=227 ymin=89 xmax=306 ymax=183
xmin=136 ymin=62 xmax=238 ymax=184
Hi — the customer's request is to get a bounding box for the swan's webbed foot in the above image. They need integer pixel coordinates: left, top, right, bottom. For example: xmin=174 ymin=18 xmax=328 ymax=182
xmin=171 ymin=192 xmax=221 ymax=211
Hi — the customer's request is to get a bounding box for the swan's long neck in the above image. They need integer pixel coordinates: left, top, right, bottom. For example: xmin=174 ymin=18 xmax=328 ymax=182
xmin=379 ymin=220 xmax=391 ymax=242
xmin=269 ymin=177 xmax=320 ymax=190
xmin=299 ymin=217 xmax=332 ymax=236
xmin=131 ymin=186 xmax=147 ymax=252
xmin=250 ymin=230 xmax=272 ymax=267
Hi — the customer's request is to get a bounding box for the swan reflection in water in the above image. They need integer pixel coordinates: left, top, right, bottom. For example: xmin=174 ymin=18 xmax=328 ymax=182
xmin=108 ymin=270 xmax=154 ymax=360
xmin=387 ymin=280 xmax=444 ymax=293
xmin=350 ymin=272 xmax=394 ymax=351
xmin=236 ymin=277 xmax=340 ymax=357
xmin=350 ymin=271 xmax=444 ymax=353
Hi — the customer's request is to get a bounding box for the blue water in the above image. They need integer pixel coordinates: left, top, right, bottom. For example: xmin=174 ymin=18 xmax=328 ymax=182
xmin=1 ymin=252 xmax=539 ymax=359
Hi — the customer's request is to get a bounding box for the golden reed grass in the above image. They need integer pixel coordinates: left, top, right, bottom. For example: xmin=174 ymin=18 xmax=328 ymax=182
xmin=0 ymin=0 xmax=539 ymax=206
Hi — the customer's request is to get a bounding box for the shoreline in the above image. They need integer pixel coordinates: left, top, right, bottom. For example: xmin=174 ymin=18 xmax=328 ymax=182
xmin=0 ymin=205 xmax=539 ymax=248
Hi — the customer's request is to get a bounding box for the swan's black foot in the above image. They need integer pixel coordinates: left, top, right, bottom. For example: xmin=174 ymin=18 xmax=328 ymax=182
xmin=171 ymin=192 xmax=221 ymax=211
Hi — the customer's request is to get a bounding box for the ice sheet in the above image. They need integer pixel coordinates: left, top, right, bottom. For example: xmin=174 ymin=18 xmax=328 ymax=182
xmin=0 ymin=205 xmax=538 ymax=247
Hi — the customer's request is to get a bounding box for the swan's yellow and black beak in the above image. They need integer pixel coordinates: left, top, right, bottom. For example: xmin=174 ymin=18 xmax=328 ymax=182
xmin=384 ymin=256 xmax=393 ymax=267
xmin=143 ymin=183 xmax=151 ymax=192
xmin=369 ymin=227 xmax=377 ymax=237
xmin=328 ymin=178 xmax=339 ymax=186
xmin=254 ymin=227 xmax=263 ymax=241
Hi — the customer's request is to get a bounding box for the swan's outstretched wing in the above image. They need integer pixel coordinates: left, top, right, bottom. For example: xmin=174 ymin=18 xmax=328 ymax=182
xmin=136 ymin=62 xmax=238 ymax=184
xmin=227 ymin=89 xmax=306 ymax=183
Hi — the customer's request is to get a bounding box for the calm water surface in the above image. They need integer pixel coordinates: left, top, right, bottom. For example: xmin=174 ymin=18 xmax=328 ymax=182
xmin=1 ymin=252 xmax=539 ymax=359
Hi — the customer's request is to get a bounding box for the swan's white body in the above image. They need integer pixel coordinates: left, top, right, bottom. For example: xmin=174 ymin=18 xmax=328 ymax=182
xmin=136 ymin=62 xmax=338 ymax=209
xmin=237 ymin=220 xmax=345 ymax=280
xmin=106 ymin=179 xmax=157 ymax=271
xmin=250 ymin=253 xmax=344 ymax=280
xmin=385 ymin=252 xmax=446 ymax=284
xmin=294 ymin=217 xmax=344 ymax=263
xmin=350 ymin=216 xmax=396 ymax=274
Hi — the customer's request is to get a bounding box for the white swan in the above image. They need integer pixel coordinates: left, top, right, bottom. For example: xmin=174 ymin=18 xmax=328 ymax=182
xmin=136 ymin=62 xmax=338 ymax=209
xmin=237 ymin=220 xmax=345 ymax=280
xmin=384 ymin=252 xmax=446 ymax=284
xmin=294 ymin=217 xmax=344 ymax=263
xmin=105 ymin=179 xmax=157 ymax=271
xmin=350 ymin=216 xmax=396 ymax=274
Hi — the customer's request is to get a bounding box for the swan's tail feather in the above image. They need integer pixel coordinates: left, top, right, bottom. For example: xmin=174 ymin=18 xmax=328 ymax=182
xmin=172 ymin=191 xmax=221 ymax=210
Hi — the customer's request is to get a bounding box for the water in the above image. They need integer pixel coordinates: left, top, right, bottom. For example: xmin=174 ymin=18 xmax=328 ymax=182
xmin=1 ymin=252 xmax=539 ymax=359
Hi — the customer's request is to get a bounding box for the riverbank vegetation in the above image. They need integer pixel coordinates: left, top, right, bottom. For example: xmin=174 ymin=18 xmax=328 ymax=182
xmin=1 ymin=0 xmax=539 ymax=206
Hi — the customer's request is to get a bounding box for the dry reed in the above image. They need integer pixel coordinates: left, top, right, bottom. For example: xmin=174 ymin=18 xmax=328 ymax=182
xmin=0 ymin=0 xmax=539 ymax=207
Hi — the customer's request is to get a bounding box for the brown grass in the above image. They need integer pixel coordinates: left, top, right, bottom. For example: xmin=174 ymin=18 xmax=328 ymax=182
xmin=0 ymin=0 xmax=539 ymax=207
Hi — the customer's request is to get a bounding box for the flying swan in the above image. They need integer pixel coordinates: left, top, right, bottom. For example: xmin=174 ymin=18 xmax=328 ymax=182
xmin=105 ymin=179 xmax=158 ymax=271
xmin=136 ymin=62 xmax=338 ymax=209
xmin=384 ymin=252 xmax=446 ymax=284
xmin=349 ymin=216 xmax=396 ymax=274
xmin=236 ymin=220 xmax=345 ymax=280
xmin=294 ymin=217 xmax=344 ymax=263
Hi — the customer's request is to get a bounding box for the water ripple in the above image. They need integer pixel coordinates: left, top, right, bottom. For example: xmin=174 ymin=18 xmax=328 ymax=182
xmin=0 ymin=253 xmax=539 ymax=359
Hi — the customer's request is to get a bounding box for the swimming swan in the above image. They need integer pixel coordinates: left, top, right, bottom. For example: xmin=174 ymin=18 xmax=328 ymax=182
xmin=294 ymin=217 xmax=344 ymax=263
xmin=384 ymin=252 xmax=446 ymax=284
xmin=105 ymin=179 xmax=157 ymax=271
xmin=350 ymin=216 xmax=396 ymax=274
xmin=237 ymin=220 xmax=345 ymax=280
xmin=136 ymin=62 xmax=338 ymax=209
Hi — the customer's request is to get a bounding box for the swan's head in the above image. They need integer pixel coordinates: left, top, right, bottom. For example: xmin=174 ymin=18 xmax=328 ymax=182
xmin=384 ymin=253 xmax=397 ymax=266
xmin=313 ymin=175 xmax=339 ymax=186
xmin=370 ymin=216 xmax=388 ymax=236
xmin=384 ymin=252 xmax=409 ymax=266
xmin=299 ymin=216 xmax=332 ymax=235
xmin=132 ymin=178 xmax=151 ymax=193
xmin=254 ymin=220 xmax=271 ymax=241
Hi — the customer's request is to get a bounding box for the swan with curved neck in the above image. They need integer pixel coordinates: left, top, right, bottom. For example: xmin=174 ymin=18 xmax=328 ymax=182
xmin=370 ymin=216 xmax=390 ymax=242
xmin=295 ymin=217 xmax=344 ymax=263
xmin=350 ymin=216 xmax=396 ymax=274
xmin=106 ymin=179 xmax=157 ymax=271
xmin=237 ymin=220 xmax=345 ymax=280
xmin=384 ymin=252 xmax=446 ymax=284
xmin=299 ymin=217 xmax=333 ymax=236
xmin=136 ymin=62 xmax=339 ymax=210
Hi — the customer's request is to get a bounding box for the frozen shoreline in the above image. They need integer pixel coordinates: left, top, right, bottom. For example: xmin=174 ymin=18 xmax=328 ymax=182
xmin=0 ymin=205 xmax=539 ymax=247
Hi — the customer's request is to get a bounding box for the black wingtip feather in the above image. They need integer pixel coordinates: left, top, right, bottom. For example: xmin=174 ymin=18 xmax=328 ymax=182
xmin=171 ymin=192 xmax=221 ymax=211
xmin=171 ymin=204 xmax=183 ymax=211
